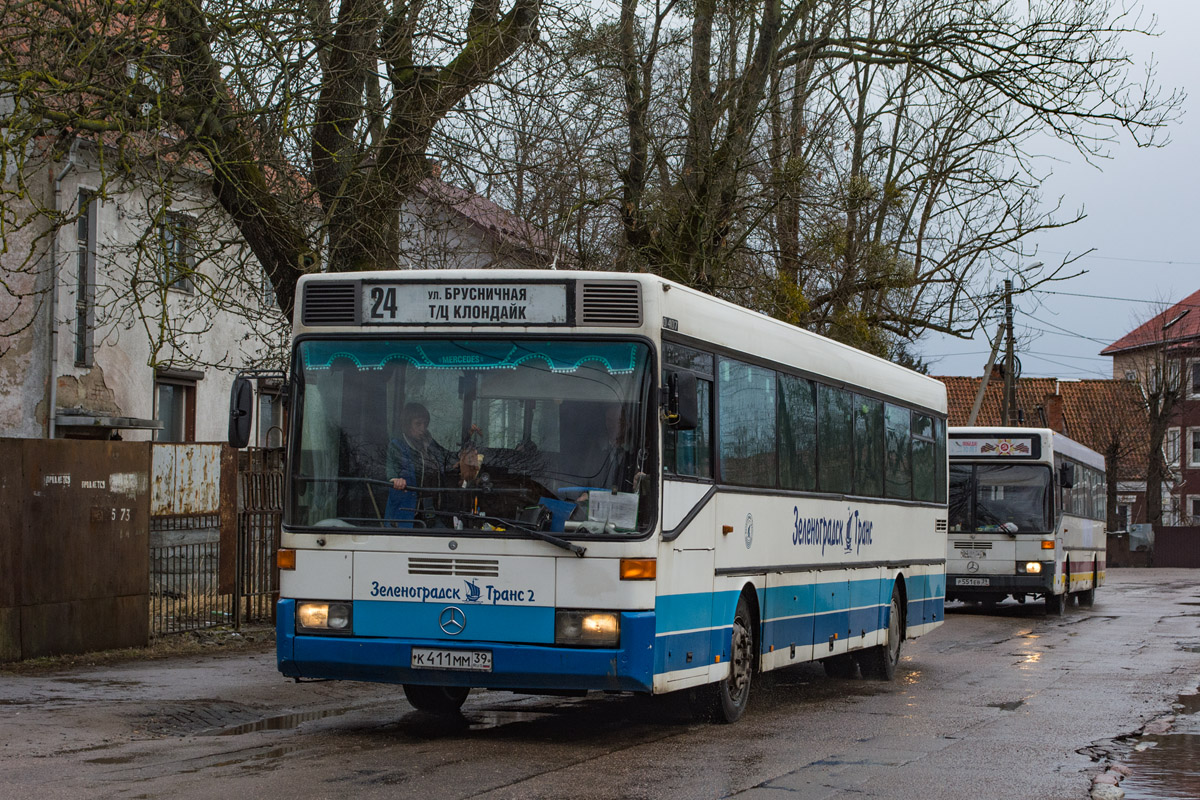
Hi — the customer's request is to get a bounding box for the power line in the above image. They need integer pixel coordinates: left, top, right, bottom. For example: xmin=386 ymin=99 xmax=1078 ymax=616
xmin=1038 ymin=249 xmax=1200 ymax=266
xmin=1032 ymin=288 xmax=1199 ymax=306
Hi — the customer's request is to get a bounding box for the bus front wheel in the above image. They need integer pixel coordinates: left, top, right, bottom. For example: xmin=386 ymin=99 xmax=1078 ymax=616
xmin=710 ymin=594 xmax=755 ymax=723
xmin=403 ymin=684 xmax=470 ymax=714
xmin=858 ymin=585 xmax=903 ymax=681
xmin=1078 ymin=562 xmax=1098 ymax=607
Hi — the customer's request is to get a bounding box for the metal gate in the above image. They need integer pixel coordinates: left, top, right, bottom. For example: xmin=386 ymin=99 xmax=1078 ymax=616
xmin=232 ymin=447 xmax=284 ymax=627
xmin=149 ymin=444 xmax=283 ymax=637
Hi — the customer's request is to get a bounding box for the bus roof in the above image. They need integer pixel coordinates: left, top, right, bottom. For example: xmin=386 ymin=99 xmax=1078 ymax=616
xmin=948 ymin=426 xmax=1104 ymax=470
xmin=295 ymin=269 xmax=947 ymax=414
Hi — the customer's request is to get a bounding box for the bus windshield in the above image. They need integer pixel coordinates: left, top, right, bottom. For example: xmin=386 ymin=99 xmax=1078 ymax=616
xmin=289 ymin=338 xmax=655 ymax=536
xmin=948 ymin=464 xmax=1052 ymax=533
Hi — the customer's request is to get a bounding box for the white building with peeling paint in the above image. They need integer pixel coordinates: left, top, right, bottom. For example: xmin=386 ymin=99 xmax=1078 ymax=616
xmin=0 ymin=143 xmax=285 ymax=443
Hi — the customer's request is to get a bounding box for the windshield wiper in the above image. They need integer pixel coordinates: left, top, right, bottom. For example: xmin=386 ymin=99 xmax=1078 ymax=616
xmin=474 ymin=513 xmax=586 ymax=557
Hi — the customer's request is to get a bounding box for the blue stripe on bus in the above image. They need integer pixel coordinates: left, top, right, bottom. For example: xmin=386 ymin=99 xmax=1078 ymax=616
xmin=354 ymin=600 xmax=556 ymax=643
xmin=280 ymin=572 xmax=944 ymax=687
xmin=656 ymin=574 xmax=944 ymax=673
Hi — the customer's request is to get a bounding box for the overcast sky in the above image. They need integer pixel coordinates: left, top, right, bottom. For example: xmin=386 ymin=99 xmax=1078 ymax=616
xmin=917 ymin=0 xmax=1197 ymax=380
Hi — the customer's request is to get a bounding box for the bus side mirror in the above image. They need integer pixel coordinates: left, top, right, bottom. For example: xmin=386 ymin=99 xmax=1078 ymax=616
xmin=229 ymin=376 xmax=254 ymax=448
xmin=1059 ymin=462 xmax=1075 ymax=489
xmin=665 ymin=371 xmax=698 ymax=431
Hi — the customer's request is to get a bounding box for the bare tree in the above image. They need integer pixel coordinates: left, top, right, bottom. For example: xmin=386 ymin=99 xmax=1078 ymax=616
xmin=460 ymin=0 xmax=1179 ymax=356
xmin=1 ymin=0 xmax=543 ymax=321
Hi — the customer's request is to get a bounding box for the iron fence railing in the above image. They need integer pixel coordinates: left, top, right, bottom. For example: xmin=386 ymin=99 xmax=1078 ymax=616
xmin=149 ymin=540 xmax=232 ymax=635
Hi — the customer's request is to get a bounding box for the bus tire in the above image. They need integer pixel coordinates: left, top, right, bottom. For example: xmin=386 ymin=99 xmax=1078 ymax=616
xmin=1078 ymin=561 xmax=1097 ymax=607
xmin=403 ymin=684 xmax=470 ymax=714
xmin=710 ymin=593 xmax=755 ymax=724
xmin=858 ymin=585 xmax=903 ymax=681
xmin=1044 ymin=590 xmax=1066 ymax=616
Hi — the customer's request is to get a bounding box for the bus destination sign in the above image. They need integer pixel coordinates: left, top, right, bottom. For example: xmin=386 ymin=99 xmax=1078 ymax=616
xmin=949 ymin=435 xmax=1039 ymax=459
xmin=362 ymin=281 xmax=568 ymax=325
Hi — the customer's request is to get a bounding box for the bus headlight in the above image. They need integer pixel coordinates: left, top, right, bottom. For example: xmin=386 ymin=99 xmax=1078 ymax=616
xmin=1018 ymin=562 xmax=1043 ymax=574
xmin=297 ymin=602 xmax=353 ymax=634
xmin=555 ymin=610 xmax=620 ymax=648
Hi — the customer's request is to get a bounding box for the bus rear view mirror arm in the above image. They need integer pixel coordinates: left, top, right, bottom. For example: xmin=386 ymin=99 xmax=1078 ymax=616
xmin=664 ymin=371 xmax=698 ymax=430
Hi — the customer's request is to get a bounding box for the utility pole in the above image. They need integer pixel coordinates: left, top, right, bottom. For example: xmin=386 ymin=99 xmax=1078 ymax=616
xmin=967 ymin=322 xmax=1006 ymax=426
xmin=1001 ymin=279 xmax=1015 ymax=426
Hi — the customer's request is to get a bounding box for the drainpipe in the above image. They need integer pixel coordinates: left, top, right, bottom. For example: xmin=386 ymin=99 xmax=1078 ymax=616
xmin=47 ymin=139 xmax=80 ymax=439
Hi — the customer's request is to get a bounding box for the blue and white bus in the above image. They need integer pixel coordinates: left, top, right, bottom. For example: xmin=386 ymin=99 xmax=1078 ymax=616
xmin=238 ymin=270 xmax=948 ymax=722
xmin=946 ymin=427 xmax=1106 ymax=614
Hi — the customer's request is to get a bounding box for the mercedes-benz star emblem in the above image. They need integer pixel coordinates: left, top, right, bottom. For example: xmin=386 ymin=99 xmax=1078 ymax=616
xmin=439 ymin=606 xmax=466 ymax=635
xmin=967 ymin=561 xmax=979 ymax=573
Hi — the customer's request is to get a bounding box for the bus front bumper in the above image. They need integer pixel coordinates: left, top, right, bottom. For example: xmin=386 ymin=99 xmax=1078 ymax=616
xmin=946 ymin=573 xmax=1052 ymax=598
xmin=276 ymin=600 xmax=655 ymax=693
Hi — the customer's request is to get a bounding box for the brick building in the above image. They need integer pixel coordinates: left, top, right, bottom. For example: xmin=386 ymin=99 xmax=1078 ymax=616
xmin=1100 ymin=288 xmax=1200 ymax=524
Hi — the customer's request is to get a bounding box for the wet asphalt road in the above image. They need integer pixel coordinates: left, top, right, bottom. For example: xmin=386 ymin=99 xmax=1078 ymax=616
xmin=1 ymin=568 xmax=1198 ymax=800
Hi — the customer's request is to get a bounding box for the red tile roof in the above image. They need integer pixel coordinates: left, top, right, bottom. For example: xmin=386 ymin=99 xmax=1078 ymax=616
xmin=1100 ymin=288 xmax=1200 ymax=355
xmin=935 ymin=375 xmax=1149 ymax=479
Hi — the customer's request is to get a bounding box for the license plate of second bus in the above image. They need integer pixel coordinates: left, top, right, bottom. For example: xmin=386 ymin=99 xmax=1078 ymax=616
xmin=957 ymin=577 xmax=990 ymax=587
xmin=411 ymin=648 xmax=492 ymax=671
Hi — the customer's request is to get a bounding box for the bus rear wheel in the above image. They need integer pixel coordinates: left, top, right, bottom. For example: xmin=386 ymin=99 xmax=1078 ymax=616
xmin=710 ymin=594 xmax=755 ymax=723
xmin=403 ymin=684 xmax=470 ymax=714
xmin=857 ymin=585 xmax=903 ymax=681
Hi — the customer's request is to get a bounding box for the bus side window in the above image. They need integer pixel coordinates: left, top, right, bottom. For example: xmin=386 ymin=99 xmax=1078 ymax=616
xmin=912 ymin=413 xmax=936 ymax=502
xmin=817 ymin=385 xmax=853 ymax=494
xmin=718 ymin=359 xmax=778 ymax=487
xmin=779 ymin=375 xmax=816 ymax=491
xmin=884 ymin=403 xmax=912 ymax=499
xmin=853 ymin=395 xmax=884 ymax=497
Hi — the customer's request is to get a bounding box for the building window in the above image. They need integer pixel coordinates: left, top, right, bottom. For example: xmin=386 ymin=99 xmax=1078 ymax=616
xmin=1189 ymin=428 xmax=1200 ymax=469
xmin=1165 ymin=427 xmax=1181 ymax=468
xmin=157 ymin=212 xmax=195 ymax=293
xmin=1190 ymin=361 xmax=1200 ymax=398
xmin=1124 ymin=369 xmax=1138 ymax=382
xmin=74 ymin=189 xmax=97 ymax=367
xmin=154 ymin=370 xmax=201 ymax=441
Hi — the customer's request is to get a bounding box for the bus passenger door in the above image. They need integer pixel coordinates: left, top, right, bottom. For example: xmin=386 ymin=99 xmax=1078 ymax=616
xmin=657 ymin=480 xmax=717 ymax=692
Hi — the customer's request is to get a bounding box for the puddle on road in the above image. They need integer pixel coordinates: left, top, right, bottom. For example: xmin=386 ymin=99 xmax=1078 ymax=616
xmin=987 ymin=699 xmax=1025 ymax=712
xmin=209 ymin=707 xmax=352 ymax=736
xmin=1118 ymin=692 xmax=1200 ymax=800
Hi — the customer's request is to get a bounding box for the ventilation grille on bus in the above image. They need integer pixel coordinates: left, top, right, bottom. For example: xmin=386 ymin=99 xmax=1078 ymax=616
xmin=935 ymin=519 xmax=947 ymax=533
xmin=578 ymin=281 xmax=642 ymax=326
xmin=952 ymin=541 xmax=992 ymax=549
xmin=302 ymin=281 xmax=358 ymax=326
xmin=408 ymin=557 xmax=500 ymax=577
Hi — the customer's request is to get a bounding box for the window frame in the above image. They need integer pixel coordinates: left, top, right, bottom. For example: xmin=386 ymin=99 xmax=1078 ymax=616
xmin=154 ymin=370 xmax=201 ymax=442
xmin=74 ymin=189 xmax=98 ymax=367
xmin=158 ymin=211 xmax=196 ymax=294
xmin=1165 ymin=426 xmax=1181 ymax=468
